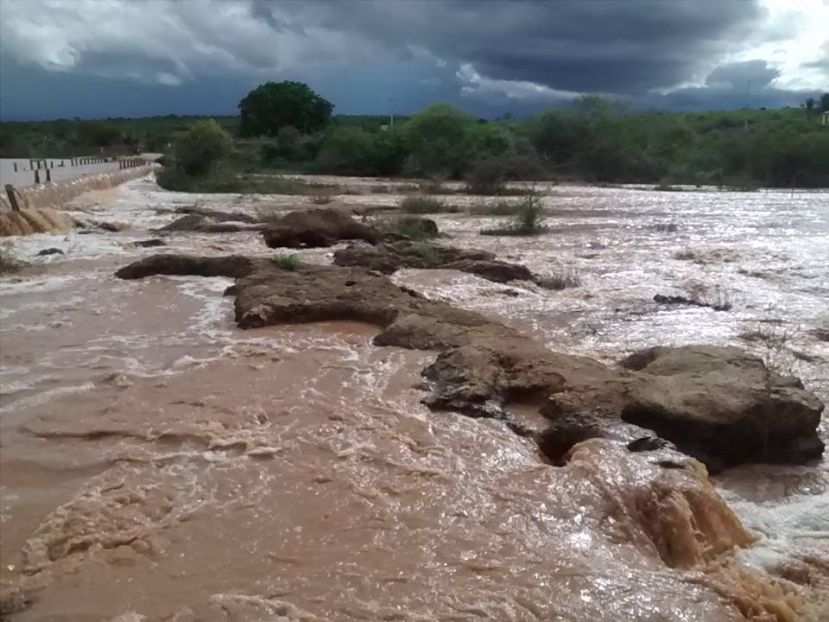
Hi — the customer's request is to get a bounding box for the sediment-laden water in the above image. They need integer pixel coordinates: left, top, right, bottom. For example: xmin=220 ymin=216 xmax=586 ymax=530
xmin=0 ymin=176 xmax=826 ymax=620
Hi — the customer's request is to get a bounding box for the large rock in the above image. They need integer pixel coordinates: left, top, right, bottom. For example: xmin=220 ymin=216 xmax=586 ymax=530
xmin=116 ymin=255 xmax=825 ymax=470
xmin=175 ymin=206 xmax=257 ymax=224
xmin=617 ymin=345 xmax=825 ymax=468
xmin=262 ymin=208 xmax=380 ymax=248
xmin=115 ymin=254 xmax=254 ymax=280
xmin=159 ymin=214 xmax=264 ymax=233
xmin=334 ymin=240 xmax=537 ymax=284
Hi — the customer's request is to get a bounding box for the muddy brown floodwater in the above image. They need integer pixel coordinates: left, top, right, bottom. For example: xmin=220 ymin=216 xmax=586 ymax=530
xmin=1 ymin=176 xmax=827 ymax=620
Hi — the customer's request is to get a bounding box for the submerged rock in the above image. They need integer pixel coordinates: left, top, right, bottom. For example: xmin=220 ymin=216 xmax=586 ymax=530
xmin=116 ymin=255 xmax=825 ymax=470
xmin=132 ymin=239 xmax=166 ymax=248
xmin=0 ymin=248 xmax=28 ymax=274
xmin=334 ymin=240 xmax=538 ymax=284
xmin=115 ymin=254 xmax=254 ymax=280
xmin=36 ymin=247 xmax=64 ymax=256
xmin=0 ymin=585 xmax=32 ymax=616
xmin=97 ymin=221 xmax=131 ymax=232
xmin=262 ymin=208 xmax=380 ymax=248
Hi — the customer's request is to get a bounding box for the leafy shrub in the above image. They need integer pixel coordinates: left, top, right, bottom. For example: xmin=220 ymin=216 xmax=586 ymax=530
xmin=480 ymin=194 xmax=547 ymax=236
xmin=515 ymin=194 xmax=546 ymax=231
xmin=173 ymin=119 xmax=233 ymax=176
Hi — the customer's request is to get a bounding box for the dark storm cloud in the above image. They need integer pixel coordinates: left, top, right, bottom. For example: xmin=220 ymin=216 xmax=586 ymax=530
xmin=1 ymin=0 xmax=825 ymax=119
xmin=261 ymin=0 xmax=769 ymax=94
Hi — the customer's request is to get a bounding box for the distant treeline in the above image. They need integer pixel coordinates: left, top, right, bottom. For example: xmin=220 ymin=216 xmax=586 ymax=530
xmin=3 ymin=83 xmax=829 ymax=188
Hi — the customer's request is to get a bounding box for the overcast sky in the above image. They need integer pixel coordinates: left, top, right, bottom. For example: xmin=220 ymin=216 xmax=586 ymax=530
xmin=1 ymin=0 xmax=827 ymax=120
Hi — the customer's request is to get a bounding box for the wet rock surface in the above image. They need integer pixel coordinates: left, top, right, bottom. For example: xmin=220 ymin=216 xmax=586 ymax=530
xmin=159 ymin=214 xmax=265 ymax=233
xmin=262 ymin=207 xmax=381 ymax=248
xmin=618 ymin=345 xmax=825 ymax=469
xmin=334 ymin=240 xmax=539 ymax=284
xmin=35 ymin=248 xmax=64 ymax=257
xmin=115 ymin=253 xmax=254 ymax=280
xmin=132 ymin=238 xmax=166 ymax=248
xmin=116 ymin=254 xmax=825 ymax=471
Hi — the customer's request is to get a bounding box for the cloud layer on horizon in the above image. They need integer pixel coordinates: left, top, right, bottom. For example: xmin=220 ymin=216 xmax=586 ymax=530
xmin=1 ymin=0 xmax=827 ymax=120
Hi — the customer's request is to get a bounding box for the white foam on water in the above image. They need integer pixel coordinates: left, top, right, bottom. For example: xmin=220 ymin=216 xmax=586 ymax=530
xmin=732 ymin=491 xmax=829 ymax=573
xmin=3 ymin=382 xmax=96 ymax=412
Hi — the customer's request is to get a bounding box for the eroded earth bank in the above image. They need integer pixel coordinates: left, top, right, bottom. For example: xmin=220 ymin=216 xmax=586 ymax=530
xmin=1 ymin=176 xmax=827 ymax=621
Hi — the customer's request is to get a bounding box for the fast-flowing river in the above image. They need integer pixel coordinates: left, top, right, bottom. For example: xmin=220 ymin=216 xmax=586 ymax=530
xmin=1 ymin=176 xmax=827 ymax=620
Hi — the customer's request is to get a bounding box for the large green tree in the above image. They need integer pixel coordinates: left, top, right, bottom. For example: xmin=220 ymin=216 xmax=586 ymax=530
xmin=239 ymin=81 xmax=333 ymax=137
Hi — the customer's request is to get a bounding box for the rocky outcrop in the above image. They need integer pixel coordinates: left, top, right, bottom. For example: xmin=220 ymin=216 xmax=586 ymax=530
xmin=36 ymin=248 xmax=64 ymax=256
xmin=262 ymin=208 xmax=380 ymax=248
xmin=116 ymin=255 xmax=825 ymax=470
xmin=115 ymin=254 xmax=254 ymax=280
xmin=159 ymin=214 xmax=265 ymax=234
xmin=334 ymin=240 xmax=538 ymax=284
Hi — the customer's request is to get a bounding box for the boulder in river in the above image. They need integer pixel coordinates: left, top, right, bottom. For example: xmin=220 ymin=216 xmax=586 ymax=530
xmin=617 ymin=345 xmax=825 ymax=468
xmin=262 ymin=208 xmax=380 ymax=248
xmin=36 ymin=248 xmax=64 ymax=256
xmin=132 ymin=239 xmax=166 ymax=248
xmin=115 ymin=254 xmax=254 ymax=280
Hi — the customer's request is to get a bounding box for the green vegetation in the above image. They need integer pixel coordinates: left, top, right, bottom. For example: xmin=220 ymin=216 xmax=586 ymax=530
xmin=3 ymin=82 xmax=828 ymax=188
xmin=481 ymin=195 xmax=547 ymax=236
xmin=0 ymin=115 xmax=239 ymax=157
xmin=171 ymin=119 xmax=232 ymax=175
xmin=271 ymin=254 xmax=301 ymax=270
